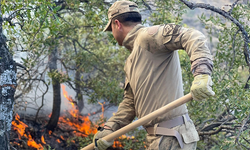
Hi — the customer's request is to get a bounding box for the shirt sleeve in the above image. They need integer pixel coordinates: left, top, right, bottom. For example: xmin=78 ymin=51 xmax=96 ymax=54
xmin=162 ymin=24 xmax=213 ymax=62
xmin=105 ymin=81 xmax=136 ymax=131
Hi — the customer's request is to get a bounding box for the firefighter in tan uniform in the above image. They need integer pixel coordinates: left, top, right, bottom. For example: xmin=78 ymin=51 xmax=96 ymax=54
xmin=93 ymin=1 xmax=215 ymax=150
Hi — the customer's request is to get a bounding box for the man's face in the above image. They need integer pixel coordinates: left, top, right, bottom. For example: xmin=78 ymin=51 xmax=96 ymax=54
xmin=111 ymin=20 xmax=123 ymax=46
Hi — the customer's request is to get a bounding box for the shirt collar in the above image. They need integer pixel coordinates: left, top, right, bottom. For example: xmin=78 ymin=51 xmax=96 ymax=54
xmin=122 ymin=24 xmax=144 ymax=51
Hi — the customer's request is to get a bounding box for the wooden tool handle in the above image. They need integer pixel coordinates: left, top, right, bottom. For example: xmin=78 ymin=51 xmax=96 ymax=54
xmin=81 ymin=93 xmax=192 ymax=150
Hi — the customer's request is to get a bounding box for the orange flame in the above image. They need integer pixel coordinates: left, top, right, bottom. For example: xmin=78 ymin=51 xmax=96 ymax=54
xmin=60 ymin=135 xmax=64 ymax=140
xmin=12 ymin=114 xmax=44 ymax=150
xmin=12 ymin=84 xmax=129 ymax=149
xmin=12 ymin=84 xmax=128 ymax=149
xmin=57 ymin=139 xmax=61 ymax=143
xmin=60 ymin=84 xmax=98 ymax=136
xmin=113 ymin=140 xmax=123 ymax=148
xmin=11 ymin=114 xmax=28 ymax=139
xmin=41 ymin=136 xmax=46 ymax=144
xmin=60 ymin=84 xmax=129 ymax=148
xmin=27 ymin=134 xmax=43 ymax=150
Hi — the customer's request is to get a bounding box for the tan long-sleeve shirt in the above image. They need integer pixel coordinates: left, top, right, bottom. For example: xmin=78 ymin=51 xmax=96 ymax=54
xmin=105 ymin=24 xmax=212 ymax=131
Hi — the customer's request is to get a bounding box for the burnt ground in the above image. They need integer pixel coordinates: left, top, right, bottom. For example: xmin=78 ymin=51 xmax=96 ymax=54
xmin=10 ymin=113 xmax=124 ymax=150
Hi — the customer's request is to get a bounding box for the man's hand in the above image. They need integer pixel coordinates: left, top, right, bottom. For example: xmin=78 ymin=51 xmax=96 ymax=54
xmin=93 ymin=128 xmax=114 ymax=150
xmin=190 ymin=74 xmax=215 ymax=101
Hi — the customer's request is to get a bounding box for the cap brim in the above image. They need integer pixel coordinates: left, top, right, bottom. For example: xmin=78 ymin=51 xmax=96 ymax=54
xmin=103 ymin=19 xmax=112 ymax=32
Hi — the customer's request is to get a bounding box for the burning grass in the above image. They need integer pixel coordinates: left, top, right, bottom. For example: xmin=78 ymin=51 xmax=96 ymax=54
xmin=10 ymin=84 xmax=146 ymax=150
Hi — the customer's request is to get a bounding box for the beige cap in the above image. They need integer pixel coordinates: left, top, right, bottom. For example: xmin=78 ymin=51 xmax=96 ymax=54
xmin=103 ymin=0 xmax=140 ymax=32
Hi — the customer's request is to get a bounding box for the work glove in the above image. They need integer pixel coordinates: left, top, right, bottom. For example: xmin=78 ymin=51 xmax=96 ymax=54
xmin=93 ymin=127 xmax=114 ymax=150
xmin=190 ymin=74 xmax=215 ymax=101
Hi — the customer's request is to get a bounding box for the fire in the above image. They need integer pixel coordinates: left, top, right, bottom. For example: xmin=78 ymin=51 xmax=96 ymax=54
xmin=113 ymin=135 xmax=134 ymax=148
xmin=61 ymin=84 xmax=127 ymax=148
xmin=49 ymin=130 xmax=52 ymax=135
xmin=113 ymin=140 xmax=123 ymax=148
xmin=60 ymin=135 xmax=64 ymax=140
xmin=12 ymin=84 xmax=128 ymax=149
xmin=41 ymin=136 xmax=46 ymax=144
xmin=57 ymin=139 xmax=61 ymax=143
xmin=12 ymin=114 xmax=28 ymax=139
xmin=27 ymin=134 xmax=43 ymax=150
xmin=12 ymin=114 xmax=44 ymax=150
xmin=60 ymin=84 xmax=98 ymax=136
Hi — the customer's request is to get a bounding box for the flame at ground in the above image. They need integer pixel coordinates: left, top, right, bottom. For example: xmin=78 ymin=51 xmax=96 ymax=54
xmin=12 ymin=114 xmax=44 ymax=150
xmin=27 ymin=134 xmax=43 ymax=150
xmin=61 ymin=84 xmax=129 ymax=148
xmin=12 ymin=84 xmax=130 ymax=149
xmin=41 ymin=136 xmax=46 ymax=144
xmin=60 ymin=84 xmax=98 ymax=136
xmin=12 ymin=114 xmax=28 ymax=139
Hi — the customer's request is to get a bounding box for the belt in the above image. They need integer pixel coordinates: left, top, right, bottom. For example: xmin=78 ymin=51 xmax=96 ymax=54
xmin=146 ymin=113 xmax=190 ymax=149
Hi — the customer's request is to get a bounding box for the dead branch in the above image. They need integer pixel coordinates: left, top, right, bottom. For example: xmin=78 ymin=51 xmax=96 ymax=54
xmin=197 ymin=118 xmax=214 ymax=129
xmin=35 ymin=78 xmax=49 ymax=123
xmin=201 ymin=122 xmax=235 ymax=132
xmin=243 ymin=137 xmax=250 ymax=145
xmin=199 ymin=125 xmax=236 ymax=136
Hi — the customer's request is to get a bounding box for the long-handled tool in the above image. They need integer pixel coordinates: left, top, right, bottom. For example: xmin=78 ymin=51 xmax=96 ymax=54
xmin=81 ymin=93 xmax=192 ymax=150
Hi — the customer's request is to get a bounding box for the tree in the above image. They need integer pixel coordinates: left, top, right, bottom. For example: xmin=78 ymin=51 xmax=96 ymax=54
xmin=46 ymin=46 xmax=61 ymax=131
xmin=0 ymin=4 xmax=17 ymax=150
xmin=175 ymin=0 xmax=250 ymax=149
xmin=1 ymin=0 xmax=249 ymax=149
xmin=1 ymin=0 xmax=127 ymax=132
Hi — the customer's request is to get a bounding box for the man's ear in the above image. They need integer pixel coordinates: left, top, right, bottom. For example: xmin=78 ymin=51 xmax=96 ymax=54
xmin=114 ymin=19 xmax=122 ymax=30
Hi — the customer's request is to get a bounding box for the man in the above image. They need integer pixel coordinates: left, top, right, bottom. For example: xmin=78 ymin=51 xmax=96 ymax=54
xmin=94 ymin=0 xmax=214 ymax=150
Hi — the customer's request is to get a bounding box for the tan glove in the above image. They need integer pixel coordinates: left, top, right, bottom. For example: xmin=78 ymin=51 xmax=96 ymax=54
xmin=190 ymin=74 xmax=215 ymax=101
xmin=93 ymin=128 xmax=114 ymax=150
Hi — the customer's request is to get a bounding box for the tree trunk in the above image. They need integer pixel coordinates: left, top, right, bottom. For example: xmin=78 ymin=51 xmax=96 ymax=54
xmin=0 ymin=13 xmax=17 ymax=150
xmin=75 ymin=69 xmax=84 ymax=113
xmin=46 ymin=47 xmax=61 ymax=131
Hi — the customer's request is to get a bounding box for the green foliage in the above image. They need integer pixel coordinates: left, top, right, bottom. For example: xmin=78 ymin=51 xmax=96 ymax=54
xmin=2 ymin=0 xmax=127 ymax=105
xmin=184 ymin=3 xmax=250 ymax=149
xmin=47 ymin=70 xmax=71 ymax=84
xmin=148 ymin=0 xmax=187 ymax=25
xmin=3 ymin=0 xmax=250 ymax=149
